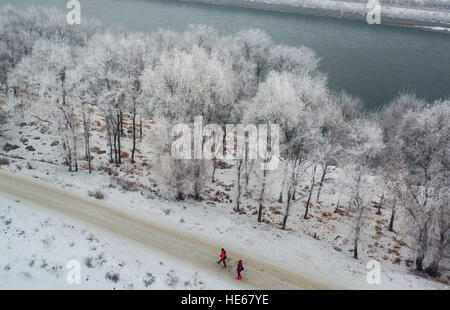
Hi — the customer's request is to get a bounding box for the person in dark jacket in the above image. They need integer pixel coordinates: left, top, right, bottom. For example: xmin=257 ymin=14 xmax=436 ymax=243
xmin=217 ymin=248 xmax=227 ymax=268
xmin=236 ymin=260 xmax=243 ymax=279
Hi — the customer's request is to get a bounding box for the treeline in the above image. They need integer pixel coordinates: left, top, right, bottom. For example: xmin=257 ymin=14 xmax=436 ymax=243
xmin=0 ymin=6 xmax=448 ymax=277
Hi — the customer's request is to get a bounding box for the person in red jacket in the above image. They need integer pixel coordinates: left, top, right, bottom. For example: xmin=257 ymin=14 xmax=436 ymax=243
xmin=236 ymin=260 xmax=244 ymax=280
xmin=217 ymin=248 xmax=227 ymax=268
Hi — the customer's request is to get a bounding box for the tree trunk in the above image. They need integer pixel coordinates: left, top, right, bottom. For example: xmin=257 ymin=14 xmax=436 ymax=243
xmin=87 ymin=148 xmax=91 ymax=173
xmin=388 ymin=202 xmax=396 ymax=232
xmin=353 ymin=239 xmax=358 ymax=259
xmin=212 ymin=158 xmax=217 ymax=183
xmin=194 ymin=162 xmax=201 ymax=201
xmin=120 ymin=110 xmax=124 ymax=136
xmin=113 ymin=129 xmax=118 ymax=166
xmin=282 ymin=188 xmax=293 ymax=230
xmin=377 ymin=192 xmax=384 ymax=215
xmin=83 ymin=111 xmax=91 ymax=174
xmin=416 ymin=254 xmax=425 ymax=272
xmin=72 ymin=131 xmax=78 ymax=172
xmin=244 ymin=159 xmax=254 ymax=195
xmin=425 ymin=259 xmax=439 ymax=278
xmin=175 ymin=161 xmax=184 ymax=201
xmin=131 ymin=106 xmax=136 ymax=164
xmin=66 ymin=139 xmax=72 ymax=172
xmin=117 ymin=113 xmax=122 ymax=165
xmin=139 ymin=115 xmax=143 ymax=139
xmin=279 ymin=162 xmax=288 ymax=203
xmin=304 ymin=165 xmax=317 ymax=219
xmin=415 ymin=218 xmax=431 ymax=272
xmin=425 ymin=261 xmax=439 ymax=277
xmin=334 ymin=195 xmax=341 ymax=213
xmin=235 ymin=160 xmax=242 ymax=213
xmin=105 ymin=118 xmax=113 ymax=164
xmin=257 ymin=169 xmax=267 ymax=223
xmin=425 ymin=230 xmax=447 ymax=277
xmin=315 ymin=163 xmax=328 ymax=203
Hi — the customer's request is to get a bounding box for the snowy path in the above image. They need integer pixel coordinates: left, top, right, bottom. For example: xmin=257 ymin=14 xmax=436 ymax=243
xmin=0 ymin=171 xmax=333 ymax=290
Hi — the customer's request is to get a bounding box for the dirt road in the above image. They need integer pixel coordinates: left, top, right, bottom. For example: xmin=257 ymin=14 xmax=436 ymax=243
xmin=0 ymin=170 xmax=335 ymax=289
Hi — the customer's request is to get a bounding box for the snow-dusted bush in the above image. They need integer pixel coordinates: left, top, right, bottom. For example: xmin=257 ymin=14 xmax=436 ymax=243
xmin=88 ymin=190 xmax=105 ymax=200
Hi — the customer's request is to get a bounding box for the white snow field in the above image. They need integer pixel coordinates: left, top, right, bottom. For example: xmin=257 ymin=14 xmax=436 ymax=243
xmin=0 ymin=188 xmax=249 ymax=290
xmin=0 ymin=169 xmax=447 ymax=290
xmin=0 ymin=193 xmax=257 ymax=289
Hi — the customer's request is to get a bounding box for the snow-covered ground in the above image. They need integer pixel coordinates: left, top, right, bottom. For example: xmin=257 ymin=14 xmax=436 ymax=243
xmin=0 ymin=194 xmax=248 ymax=289
xmin=0 ymin=113 xmax=448 ymax=289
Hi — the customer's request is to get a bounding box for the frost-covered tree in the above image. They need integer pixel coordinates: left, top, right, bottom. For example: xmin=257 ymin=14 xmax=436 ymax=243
xmin=182 ymin=24 xmax=219 ymax=54
xmin=388 ymin=98 xmax=449 ymax=273
xmin=114 ymin=33 xmax=150 ymax=163
xmin=81 ymin=31 xmax=130 ymax=166
xmin=0 ymin=6 xmax=98 ymax=95
xmin=315 ymin=92 xmax=360 ymax=203
xmin=346 ymin=118 xmax=383 ymax=259
xmin=426 ymin=199 xmax=450 ymax=277
xmin=229 ymin=29 xmax=273 ymax=100
xmin=7 ymin=39 xmax=82 ymax=171
xmin=243 ymin=70 xmax=326 ymax=225
xmin=269 ymin=45 xmax=319 ymax=75
xmin=142 ymin=45 xmax=236 ymax=200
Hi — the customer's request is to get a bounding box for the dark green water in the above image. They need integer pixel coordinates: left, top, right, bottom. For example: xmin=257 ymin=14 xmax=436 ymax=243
xmin=1 ymin=0 xmax=449 ymax=108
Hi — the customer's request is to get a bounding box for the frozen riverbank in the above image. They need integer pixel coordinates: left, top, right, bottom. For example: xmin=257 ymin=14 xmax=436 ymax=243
xmin=180 ymin=0 xmax=450 ymax=33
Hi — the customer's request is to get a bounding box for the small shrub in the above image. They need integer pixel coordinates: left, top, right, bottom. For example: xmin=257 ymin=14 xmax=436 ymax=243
xmin=2 ymin=143 xmax=19 ymax=152
xmin=143 ymin=273 xmax=156 ymax=287
xmin=166 ymin=270 xmax=178 ymax=287
xmin=0 ymin=157 xmax=10 ymax=166
xmin=116 ymin=178 xmax=138 ymax=192
xmin=86 ymin=233 xmax=98 ymax=242
xmin=48 ymin=264 xmax=63 ymax=276
xmin=84 ymin=257 xmax=94 ymax=268
xmin=88 ymin=190 xmax=105 ymax=200
xmin=105 ymin=271 xmax=120 ymax=283
xmin=96 ymin=253 xmax=107 ymax=266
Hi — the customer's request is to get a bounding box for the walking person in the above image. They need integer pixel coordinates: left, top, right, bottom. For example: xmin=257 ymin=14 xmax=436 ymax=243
xmin=236 ymin=260 xmax=244 ymax=280
xmin=217 ymin=248 xmax=227 ymax=268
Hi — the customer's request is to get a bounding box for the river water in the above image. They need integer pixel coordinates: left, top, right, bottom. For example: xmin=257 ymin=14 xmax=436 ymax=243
xmin=2 ymin=0 xmax=449 ymax=109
